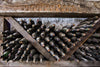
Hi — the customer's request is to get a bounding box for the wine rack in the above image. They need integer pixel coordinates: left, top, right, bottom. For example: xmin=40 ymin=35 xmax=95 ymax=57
xmin=68 ymin=29 xmax=100 ymax=61
xmin=62 ymin=17 xmax=100 ymax=60
xmin=0 ymin=16 xmax=100 ymax=63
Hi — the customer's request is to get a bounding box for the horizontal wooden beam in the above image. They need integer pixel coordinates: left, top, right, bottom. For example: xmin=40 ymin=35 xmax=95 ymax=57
xmin=0 ymin=12 xmax=100 ymax=18
xmin=0 ymin=4 xmax=99 ymax=17
xmin=5 ymin=17 xmax=56 ymax=61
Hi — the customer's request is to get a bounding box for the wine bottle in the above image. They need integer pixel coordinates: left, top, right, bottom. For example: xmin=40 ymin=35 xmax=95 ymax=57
xmin=36 ymin=37 xmax=41 ymax=43
xmin=45 ymin=45 xmax=50 ymax=52
xmin=19 ymin=38 xmax=28 ymax=44
xmin=74 ymin=53 xmax=88 ymax=61
xmin=49 ymin=32 xmax=55 ymax=37
xmin=2 ymin=30 xmax=15 ymax=35
xmin=25 ymin=19 xmax=35 ymax=29
xmin=54 ymin=36 xmax=60 ymax=42
xmin=0 ymin=51 xmax=10 ymax=60
xmin=61 ymin=28 xmax=70 ymax=34
xmin=66 ymin=32 xmax=76 ymax=38
xmin=75 ymin=32 xmax=86 ymax=38
xmin=45 ymin=37 xmax=50 ymax=42
xmin=68 ymin=24 xmax=75 ymax=29
xmin=37 ymin=20 xmax=42 ymax=26
xmin=49 ymin=49 xmax=60 ymax=61
xmin=67 ymin=42 xmax=75 ymax=48
xmin=13 ymin=32 xmax=22 ymax=38
xmin=49 ymin=41 xmax=55 ymax=47
xmin=58 ymin=41 xmax=66 ymax=47
xmin=92 ymin=33 xmax=100 ymax=38
xmin=35 ymin=24 xmax=46 ymax=37
xmin=71 ymin=37 xmax=77 ymax=43
xmin=1 ymin=40 xmax=10 ymax=46
xmin=61 ymin=37 xmax=71 ymax=43
xmin=18 ymin=44 xmax=27 ymax=51
xmin=3 ymin=45 xmax=14 ymax=52
xmin=58 ymin=32 xmax=66 ymax=38
xmin=92 ymin=38 xmax=100 ymax=44
xmin=40 ymin=32 xmax=45 ymax=39
xmin=27 ymin=28 xmax=34 ymax=35
xmin=71 ymin=28 xmax=90 ymax=33
xmin=3 ymin=35 xmax=15 ymax=41
xmin=77 ymin=24 xmax=94 ymax=28
xmin=26 ymin=44 xmax=33 ymax=51
xmin=49 ymin=24 xmax=55 ymax=31
xmin=57 ymin=41 xmax=70 ymax=53
xmin=5 ymin=41 xmax=16 ymax=47
xmin=86 ymin=39 xmax=92 ymax=44
xmin=39 ymin=54 xmax=44 ymax=63
xmin=13 ymin=54 xmax=22 ymax=61
xmin=28 ymin=49 xmax=37 ymax=61
xmin=33 ymin=54 xmax=39 ymax=63
xmin=15 ymin=38 xmax=22 ymax=44
xmin=40 ymin=41 xmax=45 ymax=47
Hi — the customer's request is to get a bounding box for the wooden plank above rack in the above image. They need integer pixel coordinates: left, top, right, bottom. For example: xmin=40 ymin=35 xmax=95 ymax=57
xmin=0 ymin=3 xmax=100 ymax=17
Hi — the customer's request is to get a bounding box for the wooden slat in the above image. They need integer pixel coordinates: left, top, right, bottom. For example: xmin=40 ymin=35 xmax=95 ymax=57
xmin=0 ymin=12 xmax=100 ymax=18
xmin=0 ymin=17 xmax=3 ymax=56
xmin=0 ymin=17 xmax=4 ymax=31
xmin=62 ymin=18 xmax=100 ymax=60
xmin=0 ymin=3 xmax=100 ymax=18
xmin=5 ymin=17 xmax=56 ymax=61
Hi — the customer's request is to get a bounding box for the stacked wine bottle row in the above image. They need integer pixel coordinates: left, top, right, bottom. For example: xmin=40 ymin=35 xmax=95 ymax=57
xmin=69 ymin=16 xmax=99 ymax=44
xmin=15 ymin=17 xmax=99 ymax=60
xmin=68 ymin=30 xmax=100 ymax=61
xmin=60 ymin=16 xmax=100 ymax=60
xmin=18 ymin=19 xmax=77 ymax=61
xmin=1 ymin=30 xmax=47 ymax=63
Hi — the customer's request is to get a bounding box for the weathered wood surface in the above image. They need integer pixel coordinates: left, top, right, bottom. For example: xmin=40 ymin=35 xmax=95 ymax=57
xmin=62 ymin=18 xmax=100 ymax=60
xmin=0 ymin=17 xmax=4 ymax=32
xmin=5 ymin=17 xmax=56 ymax=61
xmin=0 ymin=12 xmax=100 ymax=18
xmin=0 ymin=61 xmax=100 ymax=67
xmin=0 ymin=17 xmax=4 ymax=41
xmin=0 ymin=0 xmax=100 ymax=17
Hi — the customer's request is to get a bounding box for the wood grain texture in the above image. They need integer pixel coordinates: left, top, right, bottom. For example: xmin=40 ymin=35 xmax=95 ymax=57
xmin=0 ymin=2 xmax=99 ymax=17
xmin=0 ymin=17 xmax=4 ymax=31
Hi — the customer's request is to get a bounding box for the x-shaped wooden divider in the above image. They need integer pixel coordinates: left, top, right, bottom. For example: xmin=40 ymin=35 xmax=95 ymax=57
xmin=4 ymin=17 xmax=100 ymax=61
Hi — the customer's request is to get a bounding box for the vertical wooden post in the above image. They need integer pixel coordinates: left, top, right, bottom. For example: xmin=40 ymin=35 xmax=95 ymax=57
xmin=0 ymin=17 xmax=4 ymax=41
xmin=0 ymin=17 xmax=4 ymax=56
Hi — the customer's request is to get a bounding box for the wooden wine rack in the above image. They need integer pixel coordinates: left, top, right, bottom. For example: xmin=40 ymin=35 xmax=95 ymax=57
xmin=0 ymin=16 xmax=99 ymax=61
